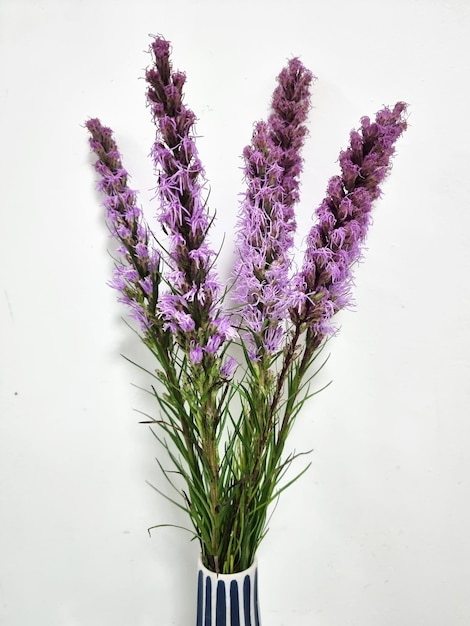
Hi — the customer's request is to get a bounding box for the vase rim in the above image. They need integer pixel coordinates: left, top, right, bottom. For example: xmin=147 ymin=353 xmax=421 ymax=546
xmin=198 ymin=555 xmax=258 ymax=578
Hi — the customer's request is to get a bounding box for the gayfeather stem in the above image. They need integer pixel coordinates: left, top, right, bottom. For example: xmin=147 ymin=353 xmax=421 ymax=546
xmin=146 ymin=37 xmax=234 ymax=572
xmin=224 ymin=58 xmax=314 ymax=570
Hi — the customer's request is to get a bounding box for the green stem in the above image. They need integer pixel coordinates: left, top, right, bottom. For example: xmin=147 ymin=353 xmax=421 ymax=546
xmin=269 ymin=324 xmax=302 ymax=424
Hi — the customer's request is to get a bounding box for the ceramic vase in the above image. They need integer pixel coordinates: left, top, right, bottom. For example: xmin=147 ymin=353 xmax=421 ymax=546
xmin=196 ymin=557 xmax=261 ymax=626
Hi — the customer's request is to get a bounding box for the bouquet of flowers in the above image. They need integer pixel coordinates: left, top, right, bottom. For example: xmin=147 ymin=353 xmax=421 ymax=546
xmin=86 ymin=36 xmax=407 ymax=576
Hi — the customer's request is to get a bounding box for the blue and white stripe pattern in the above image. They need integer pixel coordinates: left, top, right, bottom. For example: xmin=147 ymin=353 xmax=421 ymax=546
xmin=196 ymin=557 xmax=261 ymax=626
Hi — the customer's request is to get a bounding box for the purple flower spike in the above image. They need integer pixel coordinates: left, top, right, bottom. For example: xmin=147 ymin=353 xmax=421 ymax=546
xmin=146 ymin=37 xmax=230 ymax=354
xmin=85 ymin=118 xmax=161 ymax=332
xmin=233 ymin=59 xmax=313 ymax=358
xmin=269 ymin=57 xmax=315 ymax=209
xmin=292 ymin=102 xmax=408 ymax=346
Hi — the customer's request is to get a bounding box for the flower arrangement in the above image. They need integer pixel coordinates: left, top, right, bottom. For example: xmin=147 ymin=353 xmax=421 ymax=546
xmin=86 ymin=36 xmax=407 ymax=576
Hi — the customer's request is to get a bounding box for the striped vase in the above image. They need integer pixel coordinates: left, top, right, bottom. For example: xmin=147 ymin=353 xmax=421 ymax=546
xmin=196 ymin=557 xmax=261 ymax=626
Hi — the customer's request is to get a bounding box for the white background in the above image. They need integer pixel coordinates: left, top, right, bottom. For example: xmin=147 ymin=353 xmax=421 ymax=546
xmin=1 ymin=1 xmax=470 ymax=624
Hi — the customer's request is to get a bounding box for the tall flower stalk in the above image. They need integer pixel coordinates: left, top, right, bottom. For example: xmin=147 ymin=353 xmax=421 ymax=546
xmin=86 ymin=36 xmax=407 ymax=575
xmin=145 ymin=39 xmax=237 ymax=571
xmin=228 ymin=59 xmax=316 ymax=567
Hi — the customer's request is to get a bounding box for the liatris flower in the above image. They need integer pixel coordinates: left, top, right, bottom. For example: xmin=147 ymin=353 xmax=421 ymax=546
xmin=233 ymin=59 xmax=313 ymax=359
xmin=146 ymin=38 xmax=230 ymax=359
xmin=292 ymin=102 xmax=408 ymax=347
xmin=85 ymin=118 xmax=161 ymax=332
xmin=86 ymin=34 xmax=408 ymax=579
